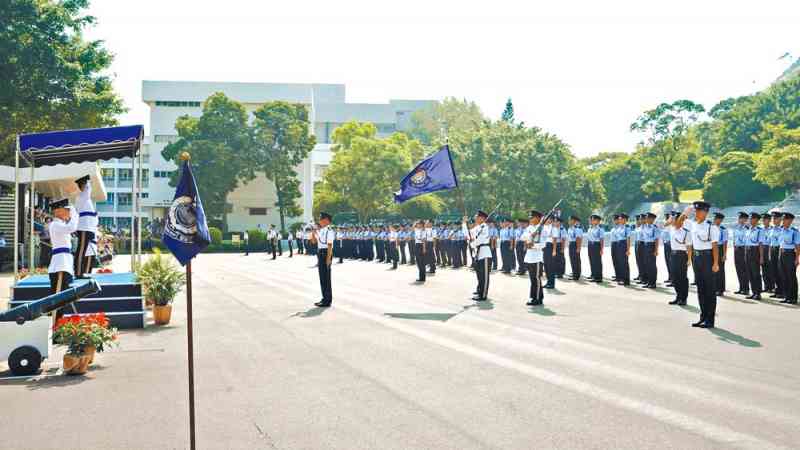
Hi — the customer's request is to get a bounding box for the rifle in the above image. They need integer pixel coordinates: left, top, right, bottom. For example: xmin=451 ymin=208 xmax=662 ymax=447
xmin=528 ymin=199 xmax=564 ymax=246
xmin=463 ymin=202 xmax=503 ymax=264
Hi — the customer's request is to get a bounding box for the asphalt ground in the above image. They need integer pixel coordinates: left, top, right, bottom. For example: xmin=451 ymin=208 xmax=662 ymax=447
xmin=0 ymin=249 xmax=799 ymax=450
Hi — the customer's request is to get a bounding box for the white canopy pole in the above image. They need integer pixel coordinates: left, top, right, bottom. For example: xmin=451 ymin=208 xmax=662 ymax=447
xmin=13 ymin=138 xmax=19 ymax=286
xmin=130 ymin=152 xmax=136 ymax=271
xmin=137 ymin=149 xmax=142 ymax=264
xmin=29 ymin=161 xmax=35 ymax=269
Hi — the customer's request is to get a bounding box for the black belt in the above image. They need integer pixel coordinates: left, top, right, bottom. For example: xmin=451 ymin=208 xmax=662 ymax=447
xmin=694 ymin=249 xmax=712 ymax=254
xmin=783 ymin=249 xmax=796 ymax=253
xmin=52 ymin=247 xmax=71 ymax=255
xmin=672 ymin=249 xmax=687 ymax=254
xmin=79 ymin=211 xmax=98 ymax=217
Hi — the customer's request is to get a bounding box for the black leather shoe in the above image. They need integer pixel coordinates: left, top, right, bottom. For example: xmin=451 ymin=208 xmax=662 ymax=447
xmin=752 ymin=295 xmax=761 ymax=300
xmin=472 ymin=296 xmax=486 ymax=301
xmin=669 ymin=299 xmax=680 ymax=305
xmin=699 ymin=323 xmax=714 ymax=328
xmin=691 ymin=321 xmax=704 ymax=327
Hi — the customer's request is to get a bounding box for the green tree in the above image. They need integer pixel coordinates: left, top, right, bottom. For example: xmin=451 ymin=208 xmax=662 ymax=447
xmin=252 ymin=101 xmax=316 ymax=231
xmin=317 ymin=122 xmax=413 ymax=222
xmin=409 ymin=97 xmax=486 ymax=145
xmin=630 ymin=100 xmax=706 ymax=201
xmin=501 ymin=98 xmax=515 ymax=123
xmin=754 ymin=124 xmax=800 ymax=190
xmin=703 ymin=152 xmax=779 ymax=207
xmin=0 ymin=0 xmax=125 ymax=163
xmin=393 ymin=195 xmax=445 ymax=219
xmin=162 ymin=93 xmax=255 ymax=230
xmin=595 ymin=153 xmax=657 ymax=213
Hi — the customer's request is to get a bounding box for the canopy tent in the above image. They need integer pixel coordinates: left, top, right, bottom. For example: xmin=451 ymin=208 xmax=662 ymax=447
xmin=14 ymin=125 xmax=146 ymax=283
xmin=0 ymin=163 xmax=108 ymax=202
xmin=18 ymin=125 xmax=143 ymax=167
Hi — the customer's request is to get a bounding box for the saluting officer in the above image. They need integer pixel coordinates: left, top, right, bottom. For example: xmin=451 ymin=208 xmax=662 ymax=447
xmin=779 ymin=212 xmax=800 ymax=304
xmin=586 ymin=214 xmax=604 ymax=282
xmin=668 ymin=211 xmax=690 ymax=306
xmin=733 ymin=212 xmax=750 ymax=295
xmin=713 ymin=213 xmax=728 ymax=295
xmin=683 ymin=201 xmax=720 ymax=328
xmin=567 ymin=215 xmax=583 ymax=280
xmin=467 ymin=211 xmax=492 ymax=301
xmin=74 ymin=175 xmax=97 ymax=278
xmin=523 ymin=210 xmax=547 ymax=305
xmin=48 ymin=198 xmax=79 ymax=319
xmin=313 ymin=213 xmax=335 ymax=307
xmin=745 ymin=212 xmax=763 ymax=300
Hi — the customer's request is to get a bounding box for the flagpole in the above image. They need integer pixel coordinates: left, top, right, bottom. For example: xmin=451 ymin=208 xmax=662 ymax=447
xmin=181 ymin=151 xmax=197 ymax=450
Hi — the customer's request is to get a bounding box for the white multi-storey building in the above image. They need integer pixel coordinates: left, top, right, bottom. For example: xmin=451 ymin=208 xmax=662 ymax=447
xmin=97 ymin=81 xmax=434 ymax=231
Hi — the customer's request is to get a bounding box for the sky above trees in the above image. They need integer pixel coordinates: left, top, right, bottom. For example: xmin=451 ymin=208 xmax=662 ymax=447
xmin=84 ymin=0 xmax=800 ymax=157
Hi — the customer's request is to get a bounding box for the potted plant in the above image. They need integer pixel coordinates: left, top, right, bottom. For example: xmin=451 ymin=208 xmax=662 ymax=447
xmin=83 ymin=313 xmax=118 ymax=364
xmin=52 ymin=316 xmax=92 ymax=375
xmin=136 ymin=249 xmax=186 ymax=325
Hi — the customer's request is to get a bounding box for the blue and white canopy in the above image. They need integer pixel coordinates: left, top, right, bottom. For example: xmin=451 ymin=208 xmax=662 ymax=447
xmin=18 ymin=125 xmax=144 ymax=167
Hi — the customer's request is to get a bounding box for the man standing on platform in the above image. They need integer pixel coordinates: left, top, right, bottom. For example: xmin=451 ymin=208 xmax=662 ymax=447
xmin=467 ymin=211 xmax=492 ymax=301
xmin=733 ymin=212 xmax=750 ymax=295
xmin=74 ymin=175 xmax=97 ymax=278
xmin=684 ymin=201 xmax=720 ymax=328
xmin=314 ymin=213 xmax=335 ymax=308
xmin=48 ymin=198 xmax=79 ymax=318
xmin=779 ymin=212 xmax=799 ymax=304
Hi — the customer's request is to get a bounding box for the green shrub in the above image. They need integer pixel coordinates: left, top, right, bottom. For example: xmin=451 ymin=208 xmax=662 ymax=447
xmin=247 ymin=229 xmax=266 ymax=248
xmin=208 ymin=227 xmax=223 ymax=245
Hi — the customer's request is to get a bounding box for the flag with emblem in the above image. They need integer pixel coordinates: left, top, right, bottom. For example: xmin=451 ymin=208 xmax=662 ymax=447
xmin=394 ymin=145 xmax=459 ymax=203
xmin=162 ymin=159 xmax=211 ymax=265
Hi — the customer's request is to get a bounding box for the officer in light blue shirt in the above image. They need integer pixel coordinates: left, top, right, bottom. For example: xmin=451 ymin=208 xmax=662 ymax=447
xmin=567 ymin=215 xmax=584 ymax=280
xmin=768 ymin=211 xmax=784 ymax=298
xmin=744 ymin=212 xmax=764 ymax=299
xmin=514 ymin=219 xmax=527 ymax=275
xmin=499 ymin=220 xmax=514 ymax=274
xmin=661 ymin=212 xmax=675 ymax=284
xmin=713 ymin=212 xmax=728 ymax=294
xmin=638 ymin=212 xmax=659 ymax=287
xmin=586 ymin=214 xmax=604 ymax=282
xmin=488 ymin=220 xmax=499 ymax=271
xmin=611 ymin=213 xmax=632 ymax=285
xmin=779 ymin=212 xmax=799 ymax=303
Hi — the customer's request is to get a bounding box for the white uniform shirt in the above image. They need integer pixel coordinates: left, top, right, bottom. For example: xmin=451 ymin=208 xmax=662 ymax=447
xmin=670 ymin=225 xmax=690 ymax=251
xmin=470 ymin=223 xmax=492 ymax=260
xmin=522 ymin=224 xmax=548 ymax=263
xmin=268 ymin=229 xmax=278 ymax=240
xmin=295 ymin=230 xmax=302 ymax=240
xmin=76 ymin=182 xmax=98 ymax=232
xmin=317 ymin=226 xmax=335 ymax=249
xmin=425 ymin=228 xmax=435 ymax=242
xmin=49 ymin=207 xmax=79 ymax=275
xmin=389 ymin=231 xmax=399 ymax=243
xmin=687 ymin=220 xmax=719 ymax=251
xmin=414 ymin=228 xmax=425 ymax=244
xmin=540 ymin=224 xmax=552 ymax=242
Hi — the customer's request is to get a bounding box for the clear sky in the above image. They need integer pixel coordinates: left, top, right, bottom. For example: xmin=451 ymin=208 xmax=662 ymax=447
xmin=84 ymin=0 xmax=799 ymax=157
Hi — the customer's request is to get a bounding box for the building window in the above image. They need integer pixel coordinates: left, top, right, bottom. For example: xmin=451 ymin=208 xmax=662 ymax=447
xmin=118 ymin=193 xmax=132 ymax=206
xmin=249 ymin=208 xmax=267 ymax=216
xmin=153 ymin=170 xmax=173 ymax=178
xmin=101 ymin=168 xmax=114 ymax=181
xmin=155 ymin=101 xmax=201 ymax=107
xmin=118 ymin=168 xmax=132 ymax=181
xmin=137 ymin=193 xmax=149 ymax=199
xmin=154 ymin=135 xmax=180 ymax=143
xmin=99 ymin=193 xmax=115 ymax=205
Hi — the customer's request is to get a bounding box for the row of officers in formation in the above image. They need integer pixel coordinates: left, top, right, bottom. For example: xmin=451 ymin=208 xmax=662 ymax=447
xmin=276 ymin=202 xmax=800 ymax=330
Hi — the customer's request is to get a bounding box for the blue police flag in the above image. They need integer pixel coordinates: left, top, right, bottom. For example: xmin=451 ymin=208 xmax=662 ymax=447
xmin=394 ymin=145 xmax=459 ymax=203
xmin=162 ymin=160 xmax=211 ymax=265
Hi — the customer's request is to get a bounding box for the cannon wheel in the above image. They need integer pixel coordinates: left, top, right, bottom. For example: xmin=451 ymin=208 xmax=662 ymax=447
xmin=8 ymin=346 xmax=42 ymax=376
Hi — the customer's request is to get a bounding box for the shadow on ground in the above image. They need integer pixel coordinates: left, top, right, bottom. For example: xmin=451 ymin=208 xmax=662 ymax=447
xmin=709 ymin=328 xmax=762 ymax=348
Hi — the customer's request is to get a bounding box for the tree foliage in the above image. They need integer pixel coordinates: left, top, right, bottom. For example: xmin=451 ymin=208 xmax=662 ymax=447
xmin=754 ymin=124 xmax=800 ymax=189
xmin=630 ymin=100 xmax=706 ymax=201
xmin=501 ymin=98 xmax=515 ymax=123
xmin=409 ymin=97 xmax=486 ymax=145
xmin=162 ymin=93 xmax=255 ymax=230
xmin=252 ymin=101 xmax=316 ymax=230
xmin=703 ymin=152 xmax=780 ymax=207
xmin=0 ymin=0 xmax=125 ymax=163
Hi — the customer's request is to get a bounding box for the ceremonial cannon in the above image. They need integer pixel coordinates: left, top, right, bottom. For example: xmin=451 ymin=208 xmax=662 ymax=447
xmin=1 ymin=280 xmax=101 ymax=376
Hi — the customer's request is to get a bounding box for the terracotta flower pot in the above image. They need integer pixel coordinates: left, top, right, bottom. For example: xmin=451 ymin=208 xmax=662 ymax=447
xmin=153 ymin=304 xmax=172 ymax=325
xmin=85 ymin=345 xmax=96 ymax=364
xmin=63 ymin=353 xmax=89 ymax=376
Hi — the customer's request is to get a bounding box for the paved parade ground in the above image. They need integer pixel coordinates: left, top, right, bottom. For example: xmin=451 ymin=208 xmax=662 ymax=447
xmin=2 ymin=251 xmax=800 ymax=450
